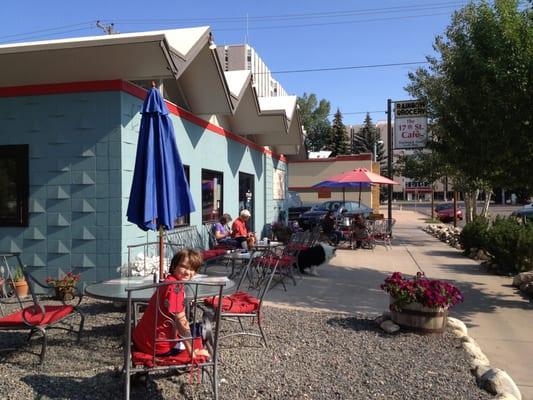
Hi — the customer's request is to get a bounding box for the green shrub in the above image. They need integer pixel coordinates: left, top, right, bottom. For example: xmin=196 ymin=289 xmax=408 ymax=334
xmin=515 ymin=223 xmax=533 ymax=272
xmin=485 ymin=216 xmax=533 ymax=273
xmin=459 ymin=217 xmax=490 ymax=253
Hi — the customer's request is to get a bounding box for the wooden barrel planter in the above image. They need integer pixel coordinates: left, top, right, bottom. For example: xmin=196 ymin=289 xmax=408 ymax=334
xmin=390 ymin=301 xmax=448 ymax=334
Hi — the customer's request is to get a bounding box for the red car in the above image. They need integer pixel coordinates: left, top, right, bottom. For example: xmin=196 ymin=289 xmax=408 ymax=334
xmin=435 ymin=203 xmax=463 ymax=222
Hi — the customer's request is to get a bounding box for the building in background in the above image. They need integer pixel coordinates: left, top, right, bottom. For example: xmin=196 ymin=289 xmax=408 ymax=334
xmin=217 ymin=44 xmax=288 ymax=98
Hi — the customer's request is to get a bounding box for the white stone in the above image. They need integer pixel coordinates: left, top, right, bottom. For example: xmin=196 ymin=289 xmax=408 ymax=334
xmin=493 ymin=393 xmax=519 ymax=400
xmin=450 ymin=328 xmax=467 ymax=338
xmin=380 ymin=320 xmax=400 ymax=333
xmin=519 ymin=282 xmax=533 ymax=295
xmin=374 ymin=312 xmax=391 ymax=325
xmin=447 ymin=317 xmax=468 ymax=336
xmin=473 ymin=364 xmax=491 ymax=380
xmin=513 ymin=271 xmax=533 ymax=287
xmin=478 ymin=368 xmax=522 ymax=400
xmin=463 ymin=342 xmax=490 ymax=367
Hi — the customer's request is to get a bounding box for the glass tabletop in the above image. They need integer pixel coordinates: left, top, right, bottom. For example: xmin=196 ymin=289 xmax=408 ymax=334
xmin=85 ymin=275 xmax=235 ymax=302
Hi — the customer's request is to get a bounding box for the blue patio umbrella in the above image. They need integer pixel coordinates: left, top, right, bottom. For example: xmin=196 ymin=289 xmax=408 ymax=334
xmin=127 ymin=86 xmax=195 ymax=277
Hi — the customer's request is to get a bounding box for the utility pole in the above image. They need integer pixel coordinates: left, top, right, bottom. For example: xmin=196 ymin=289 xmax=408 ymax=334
xmin=387 ymin=99 xmax=393 ymax=222
xmin=96 ymin=20 xmax=117 ymax=35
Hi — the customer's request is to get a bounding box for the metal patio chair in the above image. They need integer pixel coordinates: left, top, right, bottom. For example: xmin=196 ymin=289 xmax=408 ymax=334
xmin=124 ymin=279 xmax=225 ymax=400
xmin=203 ymin=250 xmax=279 ymax=347
xmin=0 ymin=252 xmax=85 ymax=364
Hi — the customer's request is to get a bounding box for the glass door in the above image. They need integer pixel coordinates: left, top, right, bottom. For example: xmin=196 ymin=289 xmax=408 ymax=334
xmin=239 ymin=172 xmax=254 ymax=231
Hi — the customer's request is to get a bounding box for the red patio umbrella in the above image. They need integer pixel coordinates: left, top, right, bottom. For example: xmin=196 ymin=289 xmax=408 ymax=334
xmin=313 ymin=168 xmax=398 ymax=204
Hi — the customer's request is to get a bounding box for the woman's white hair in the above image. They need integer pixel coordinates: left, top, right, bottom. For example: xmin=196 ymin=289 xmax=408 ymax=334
xmin=240 ymin=209 xmax=251 ymax=217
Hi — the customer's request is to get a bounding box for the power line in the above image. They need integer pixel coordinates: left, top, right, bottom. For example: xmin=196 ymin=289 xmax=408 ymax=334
xmin=265 ymin=61 xmax=428 ymax=75
xmin=0 ymin=22 xmax=94 ymax=41
xmin=111 ymin=2 xmax=464 ymax=24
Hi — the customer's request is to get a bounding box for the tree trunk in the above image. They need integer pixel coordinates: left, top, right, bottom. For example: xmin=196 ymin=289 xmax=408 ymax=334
xmin=480 ymin=189 xmax=492 ymax=218
xmin=431 ymin=185 xmax=435 ymax=220
xmin=464 ymin=192 xmax=471 ymax=223
xmin=472 ymin=189 xmax=479 ymax=219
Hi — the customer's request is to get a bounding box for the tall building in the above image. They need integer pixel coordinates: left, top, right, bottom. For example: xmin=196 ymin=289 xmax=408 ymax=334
xmin=217 ymin=44 xmax=288 ymax=97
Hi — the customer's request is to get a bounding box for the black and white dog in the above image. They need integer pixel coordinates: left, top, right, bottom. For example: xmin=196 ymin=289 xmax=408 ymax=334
xmin=297 ymin=243 xmax=336 ymax=276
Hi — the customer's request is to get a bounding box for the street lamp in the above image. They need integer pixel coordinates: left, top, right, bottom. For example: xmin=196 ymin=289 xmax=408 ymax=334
xmin=373 ymin=140 xmax=384 ymax=162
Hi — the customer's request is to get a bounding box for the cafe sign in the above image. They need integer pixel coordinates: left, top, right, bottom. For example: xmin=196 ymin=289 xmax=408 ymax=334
xmin=394 ymin=100 xmax=427 ymax=149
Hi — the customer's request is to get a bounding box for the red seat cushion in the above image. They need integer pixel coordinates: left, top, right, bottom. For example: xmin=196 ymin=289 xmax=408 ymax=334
xmin=257 ymin=255 xmax=295 ymax=269
xmin=201 ymin=249 xmax=227 ymax=261
xmin=204 ymin=291 xmax=259 ymax=314
xmin=131 ymin=337 xmax=208 ymax=367
xmin=0 ymin=305 xmax=75 ymax=327
xmin=287 ymin=243 xmax=309 ymax=251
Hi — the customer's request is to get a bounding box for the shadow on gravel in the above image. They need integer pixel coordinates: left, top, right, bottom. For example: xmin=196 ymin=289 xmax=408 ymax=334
xmin=21 ymin=371 xmax=165 ymax=400
xmin=424 ymin=249 xmax=469 ymax=259
xmin=326 ymin=316 xmax=385 ymax=334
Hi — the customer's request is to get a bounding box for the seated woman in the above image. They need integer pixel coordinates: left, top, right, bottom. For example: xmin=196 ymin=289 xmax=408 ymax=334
xmin=132 ymin=249 xmax=209 ymax=358
xmin=351 ymin=214 xmax=367 ymax=249
xmin=321 ymin=210 xmax=344 ymax=245
xmin=212 ymin=213 xmax=239 ymax=248
xmin=231 ymin=209 xmax=255 ymax=250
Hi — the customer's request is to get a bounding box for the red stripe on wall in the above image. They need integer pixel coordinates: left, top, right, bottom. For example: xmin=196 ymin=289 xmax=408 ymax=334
xmin=0 ymin=80 xmax=286 ymax=162
xmin=288 ymin=154 xmax=371 ymax=163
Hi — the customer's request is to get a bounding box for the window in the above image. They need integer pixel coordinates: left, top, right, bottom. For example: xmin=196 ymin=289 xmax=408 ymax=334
xmin=201 ymin=169 xmax=223 ymax=222
xmin=174 ymin=165 xmax=190 ymax=227
xmin=0 ymin=145 xmax=29 ymax=227
xmin=273 ymin=169 xmax=285 ymax=200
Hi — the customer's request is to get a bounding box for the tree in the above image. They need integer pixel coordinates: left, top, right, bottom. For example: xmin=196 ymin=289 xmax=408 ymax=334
xmin=406 ymin=0 xmax=533 ymax=220
xmin=352 ymin=113 xmax=385 ymax=162
xmin=329 ymin=109 xmax=350 ymax=157
xmin=297 ymin=93 xmax=332 ymax=152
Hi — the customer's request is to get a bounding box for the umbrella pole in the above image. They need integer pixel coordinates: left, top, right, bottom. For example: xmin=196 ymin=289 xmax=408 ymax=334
xmin=358 ymin=183 xmax=362 ymax=204
xmin=159 ymin=226 xmax=164 ymax=280
xmin=343 ymin=187 xmax=345 ymax=203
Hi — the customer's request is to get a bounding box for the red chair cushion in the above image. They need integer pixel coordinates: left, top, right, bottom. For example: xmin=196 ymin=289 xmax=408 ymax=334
xmin=204 ymin=291 xmax=259 ymax=314
xmin=131 ymin=337 xmax=208 ymax=367
xmin=257 ymin=255 xmax=295 ymax=269
xmin=287 ymin=243 xmax=309 ymax=251
xmin=201 ymin=249 xmax=227 ymax=261
xmin=0 ymin=305 xmax=75 ymax=327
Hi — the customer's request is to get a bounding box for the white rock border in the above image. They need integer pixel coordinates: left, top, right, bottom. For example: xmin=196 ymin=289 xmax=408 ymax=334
xmin=374 ymin=313 xmax=522 ymax=400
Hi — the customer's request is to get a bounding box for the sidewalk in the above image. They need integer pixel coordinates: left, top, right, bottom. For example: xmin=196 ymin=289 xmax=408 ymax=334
xmin=265 ymin=209 xmax=533 ymax=399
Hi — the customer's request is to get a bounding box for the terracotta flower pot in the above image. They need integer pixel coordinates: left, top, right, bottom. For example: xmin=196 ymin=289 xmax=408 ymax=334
xmin=13 ymin=279 xmax=29 ymax=298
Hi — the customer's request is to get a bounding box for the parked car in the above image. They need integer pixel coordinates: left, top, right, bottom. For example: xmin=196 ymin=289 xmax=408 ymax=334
xmin=435 ymin=203 xmax=463 ymax=222
xmin=286 ymin=191 xmax=312 ymax=222
xmin=298 ymin=200 xmax=373 ymax=230
xmin=511 ymin=208 xmax=533 ymax=223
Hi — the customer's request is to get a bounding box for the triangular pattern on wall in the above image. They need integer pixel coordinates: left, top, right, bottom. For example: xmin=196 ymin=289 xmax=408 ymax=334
xmin=29 ymin=199 xmax=45 ymax=213
xmin=80 ymin=147 xmax=96 ymax=157
xmin=51 ymin=213 xmax=70 ymax=227
xmin=72 ymin=199 xmax=95 ymax=213
xmin=53 ymin=240 xmax=70 ymax=254
xmin=53 ymin=186 xmax=70 ymax=199
xmin=30 ymin=254 xmax=46 ymax=266
xmin=8 ymin=241 xmax=21 ymax=253
xmin=55 ymin=160 xmax=70 ymax=172
xmin=79 ymin=227 xmax=95 ymax=240
xmin=24 ymin=227 xmax=45 ymax=240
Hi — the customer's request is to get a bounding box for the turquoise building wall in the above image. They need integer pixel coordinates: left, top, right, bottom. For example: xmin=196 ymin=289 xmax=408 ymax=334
xmin=0 ymin=85 xmax=287 ymax=283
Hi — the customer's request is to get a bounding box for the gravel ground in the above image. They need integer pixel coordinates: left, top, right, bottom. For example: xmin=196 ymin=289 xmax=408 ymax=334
xmin=0 ymin=298 xmax=490 ymax=400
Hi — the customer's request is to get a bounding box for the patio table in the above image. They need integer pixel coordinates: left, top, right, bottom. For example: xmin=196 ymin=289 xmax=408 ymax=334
xmin=85 ymin=275 xmax=235 ymax=303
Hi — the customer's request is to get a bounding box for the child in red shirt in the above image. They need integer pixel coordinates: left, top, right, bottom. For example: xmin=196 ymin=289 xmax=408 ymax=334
xmin=133 ymin=249 xmax=208 ymax=358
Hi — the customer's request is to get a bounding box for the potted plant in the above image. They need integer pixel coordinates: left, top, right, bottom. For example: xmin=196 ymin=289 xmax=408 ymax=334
xmin=380 ymin=272 xmax=464 ymax=333
xmin=271 ymin=221 xmax=294 ymax=244
xmin=46 ymin=272 xmax=81 ymax=301
xmin=12 ymin=266 xmax=29 ymax=298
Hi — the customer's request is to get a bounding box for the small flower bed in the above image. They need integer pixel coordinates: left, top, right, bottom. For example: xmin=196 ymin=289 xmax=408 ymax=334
xmin=46 ymin=272 xmax=81 ymax=288
xmin=381 ymin=272 xmax=464 ymax=311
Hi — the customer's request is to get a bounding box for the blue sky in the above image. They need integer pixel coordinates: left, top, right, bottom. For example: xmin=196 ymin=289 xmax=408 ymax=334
xmin=0 ymin=0 xmax=467 ymax=125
